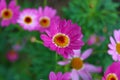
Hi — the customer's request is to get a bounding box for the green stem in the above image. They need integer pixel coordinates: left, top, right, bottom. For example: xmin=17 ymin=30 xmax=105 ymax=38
xmin=43 ymin=0 xmax=47 ymax=7
xmin=35 ymin=40 xmax=43 ymax=45
xmin=55 ymin=53 xmax=58 ymax=72
xmin=64 ymin=64 xmax=69 ymax=72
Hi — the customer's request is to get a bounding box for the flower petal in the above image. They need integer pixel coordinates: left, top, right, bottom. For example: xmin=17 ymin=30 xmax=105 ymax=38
xmin=58 ymin=60 xmax=70 ymax=66
xmin=70 ymin=69 xmax=79 ymax=80
xmin=78 ymin=70 xmax=92 ymax=80
xmin=81 ymin=48 xmax=93 ymax=60
xmin=49 ymin=72 xmax=57 ymax=80
xmin=84 ymin=63 xmax=102 ymax=73
xmin=73 ymin=49 xmax=81 ymax=57
xmin=110 ymin=36 xmax=116 ymax=46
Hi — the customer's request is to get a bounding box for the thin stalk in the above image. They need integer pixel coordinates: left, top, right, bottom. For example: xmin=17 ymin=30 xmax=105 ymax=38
xmin=43 ymin=0 xmax=47 ymax=7
xmin=55 ymin=53 xmax=58 ymax=72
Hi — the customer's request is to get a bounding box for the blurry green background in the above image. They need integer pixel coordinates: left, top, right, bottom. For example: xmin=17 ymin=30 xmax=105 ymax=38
xmin=0 ymin=0 xmax=120 ymax=80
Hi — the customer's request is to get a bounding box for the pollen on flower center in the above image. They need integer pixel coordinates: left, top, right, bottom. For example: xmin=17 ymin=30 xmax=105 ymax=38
xmin=1 ymin=9 xmax=13 ymax=19
xmin=106 ymin=73 xmax=118 ymax=80
xmin=71 ymin=57 xmax=83 ymax=70
xmin=116 ymin=43 xmax=120 ymax=54
xmin=52 ymin=33 xmax=70 ymax=48
xmin=39 ymin=17 xmax=50 ymax=28
xmin=24 ymin=16 xmax=32 ymax=24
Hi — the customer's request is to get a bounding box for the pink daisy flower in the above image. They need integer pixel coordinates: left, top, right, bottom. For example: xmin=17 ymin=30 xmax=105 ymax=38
xmin=41 ymin=20 xmax=84 ymax=58
xmin=6 ymin=50 xmax=18 ymax=62
xmin=17 ymin=8 xmax=38 ymax=31
xmin=49 ymin=71 xmax=70 ymax=80
xmin=37 ymin=6 xmax=57 ymax=32
xmin=102 ymin=62 xmax=120 ymax=80
xmin=108 ymin=29 xmax=120 ymax=61
xmin=87 ymin=34 xmax=105 ymax=46
xmin=0 ymin=0 xmax=20 ymax=27
xmin=58 ymin=49 xmax=102 ymax=80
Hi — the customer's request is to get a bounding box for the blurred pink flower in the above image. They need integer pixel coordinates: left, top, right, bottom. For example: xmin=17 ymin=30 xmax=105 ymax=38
xmin=6 ymin=50 xmax=18 ymax=62
xmin=41 ymin=20 xmax=84 ymax=58
xmin=102 ymin=62 xmax=120 ymax=80
xmin=17 ymin=8 xmax=38 ymax=31
xmin=49 ymin=71 xmax=70 ymax=80
xmin=37 ymin=6 xmax=57 ymax=32
xmin=108 ymin=29 xmax=120 ymax=61
xmin=58 ymin=49 xmax=102 ymax=80
xmin=87 ymin=34 xmax=105 ymax=46
xmin=0 ymin=0 xmax=20 ymax=27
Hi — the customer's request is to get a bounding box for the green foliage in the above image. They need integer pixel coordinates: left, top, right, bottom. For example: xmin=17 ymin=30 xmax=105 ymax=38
xmin=62 ymin=0 xmax=119 ymax=34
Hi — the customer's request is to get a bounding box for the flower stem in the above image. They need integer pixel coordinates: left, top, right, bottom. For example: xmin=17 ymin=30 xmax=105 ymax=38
xmin=34 ymin=39 xmax=43 ymax=45
xmin=55 ymin=53 xmax=58 ymax=72
xmin=44 ymin=0 xmax=47 ymax=7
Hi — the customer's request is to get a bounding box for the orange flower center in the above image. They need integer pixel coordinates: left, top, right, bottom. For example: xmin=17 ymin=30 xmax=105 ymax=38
xmin=39 ymin=17 xmax=50 ymax=28
xmin=52 ymin=33 xmax=70 ymax=48
xmin=71 ymin=57 xmax=83 ymax=70
xmin=106 ymin=73 xmax=118 ymax=80
xmin=116 ymin=43 xmax=120 ymax=54
xmin=24 ymin=16 xmax=32 ymax=24
xmin=1 ymin=9 xmax=13 ymax=19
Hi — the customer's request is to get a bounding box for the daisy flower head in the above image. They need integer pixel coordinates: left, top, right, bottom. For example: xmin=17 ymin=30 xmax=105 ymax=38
xmin=37 ymin=6 xmax=57 ymax=32
xmin=108 ymin=29 xmax=120 ymax=61
xmin=6 ymin=50 xmax=19 ymax=62
xmin=17 ymin=8 xmax=38 ymax=31
xmin=41 ymin=20 xmax=84 ymax=58
xmin=58 ymin=49 xmax=102 ymax=80
xmin=49 ymin=71 xmax=70 ymax=80
xmin=102 ymin=62 xmax=120 ymax=80
xmin=0 ymin=0 xmax=20 ymax=27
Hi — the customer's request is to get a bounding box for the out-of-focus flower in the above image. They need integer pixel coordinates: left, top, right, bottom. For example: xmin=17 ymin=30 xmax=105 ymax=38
xmin=0 ymin=0 xmax=20 ymax=26
xmin=37 ymin=6 xmax=57 ymax=32
xmin=87 ymin=34 xmax=105 ymax=46
xmin=108 ymin=29 xmax=120 ymax=61
xmin=30 ymin=36 xmax=36 ymax=43
xmin=102 ymin=62 xmax=120 ymax=80
xmin=41 ymin=20 xmax=84 ymax=58
xmin=17 ymin=8 xmax=38 ymax=31
xmin=49 ymin=71 xmax=70 ymax=80
xmin=58 ymin=49 xmax=102 ymax=80
xmin=6 ymin=50 xmax=18 ymax=62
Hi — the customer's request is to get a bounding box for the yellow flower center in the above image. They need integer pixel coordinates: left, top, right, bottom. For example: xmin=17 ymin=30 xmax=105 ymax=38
xmin=116 ymin=43 xmax=120 ymax=54
xmin=106 ymin=73 xmax=118 ymax=80
xmin=39 ymin=17 xmax=50 ymax=28
xmin=52 ymin=33 xmax=70 ymax=48
xmin=1 ymin=9 xmax=13 ymax=19
xmin=24 ymin=16 xmax=32 ymax=24
xmin=71 ymin=57 xmax=83 ymax=70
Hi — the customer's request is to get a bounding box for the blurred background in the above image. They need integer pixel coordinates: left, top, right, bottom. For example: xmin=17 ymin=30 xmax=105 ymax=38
xmin=0 ymin=0 xmax=120 ymax=80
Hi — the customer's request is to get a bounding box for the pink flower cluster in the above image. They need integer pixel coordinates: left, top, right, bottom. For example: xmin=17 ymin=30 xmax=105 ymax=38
xmin=102 ymin=29 xmax=120 ymax=80
xmin=3 ymin=0 xmax=120 ymax=80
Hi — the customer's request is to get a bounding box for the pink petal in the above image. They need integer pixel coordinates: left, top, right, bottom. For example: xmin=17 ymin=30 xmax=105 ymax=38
xmin=49 ymin=43 xmax=57 ymax=51
xmin=84 ymin=63 xmax=102 ymax=73
xmin=110 ymin=36 xmax=116 ymax=46
xmin=56 ymin=72 xmax=62 ymax=79
xmin=71 ymin=69 xmax=79 ymax=80
xmin=40 ymin=34 xmax=51 ymax=42
xmin=49 ymin=72 xmax=57 ymax=80
xmin=112 ymin=53 xmax=118 ymax=61
xmin=78 ymin=70 xmax=92 ymax=80
xmin=58 ymin=60 xmax=70 ymax=66
xmin=73 ymin=49 xmax=81 ymax=57
xmin=114 ymin=30 xmax=120 ymax=42
xmin=108 ymin=44 xmax=115 ymax=50
xmin=62 ymin=72 xmax=70 ymax=80
xmin=108 ymin=50 xmax=115 ymax=55
xmin=81 ymin=48 xmax=93 ymax=60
